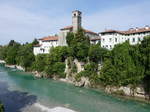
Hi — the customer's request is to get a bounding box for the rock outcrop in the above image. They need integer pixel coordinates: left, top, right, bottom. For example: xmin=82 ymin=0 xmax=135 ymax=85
xmin=105 ymin=85 xmax=147 ymax=99
xmin=74 ymin=77 xmax=90 ymax=87
xmin=16 ymin=65 xmax=25 ymax=71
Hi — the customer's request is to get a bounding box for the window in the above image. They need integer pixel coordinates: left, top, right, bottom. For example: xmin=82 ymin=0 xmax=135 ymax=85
xmin=109 ymin=38 xmax=112 ymax=42
xmin=103 ymin=39 xmax=105 ymax=42
xmin=115 ymin=38 xmax=117 ymax=42
xmin=132 ymin=38 xmax=135 ymax=42
xmin=106 ymin=45 xmax=108 ymax=47
xmin=110 ymin=45 xmax=112 ymax=48
xmin=138 ymin=38 xmax=140 ymax=41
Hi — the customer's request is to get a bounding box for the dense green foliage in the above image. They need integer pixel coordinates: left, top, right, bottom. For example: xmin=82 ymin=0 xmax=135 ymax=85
xmin=33 ymin=54 xmax=47 ymax=72
xmin=88 ymin=44 xmax=108 ymax=63
xmin=100 ymin=42 xmax=143 ymax=86
xmin=44 ymin=46 xmax=70 ymax=78
xmin=0 ymin=40 xmax=35 ymax=71
xmin=66 ymin=29 xmax=90 ymax=61
xmin=16 ymin=44 xmax=35 ymax=70
xmin=139 ymin=36 xmax=150 ymax=96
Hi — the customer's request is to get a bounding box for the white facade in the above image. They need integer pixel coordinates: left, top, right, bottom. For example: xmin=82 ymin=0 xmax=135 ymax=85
xmin=33 ymin=37 xmax=58 ymax=55
xmin=100 ymin=26 xmax=150 ymax=50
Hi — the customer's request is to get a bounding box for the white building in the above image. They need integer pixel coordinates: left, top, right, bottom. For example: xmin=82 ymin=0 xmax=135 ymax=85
xmin=33 ymin=36 xmax=58 ymax=55
xmin=100 ymin=26 xmax=150 ymax=50
xmin=33 ymin=10 xmax=100 ymax=55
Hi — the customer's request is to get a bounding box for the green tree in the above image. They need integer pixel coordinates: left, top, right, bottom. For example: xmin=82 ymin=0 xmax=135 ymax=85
xmin=52 ymin=62 xmax=66 ymax=78
xmin=0 ymin=46 xmax=7 ymax=60
xmin=66 ymin=32 xmax=75 ymax=47
xmin=66 ymin=29 xmax=90 ymax=61
xmin=5 ymin=41 xmax=20 ymax=64
xmin=49 ymin=46 xmax=70 ymax=62
xmin=100 ymin=59 xmax=118 ymax=86
xmin=139 ymin=36 xmax=150 ymax=98
xmin=32 ymin=38 xmax=39 ymax=45
xmin=100 ymin=41 xmax=144 ymax=86
xmin=45 ymin=46 xmax=69 ymax=76
xmin=33 ymin=54 xmax=47 ymax=72
xmin=88 ymin=44 xmax=108 ymax=63
xmin=16 ymin=43 xmax=35 ymax=71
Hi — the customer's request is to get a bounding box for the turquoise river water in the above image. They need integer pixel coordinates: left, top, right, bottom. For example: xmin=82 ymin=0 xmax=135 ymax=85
xmin=0 ymin=65 xmax=150 ymax=112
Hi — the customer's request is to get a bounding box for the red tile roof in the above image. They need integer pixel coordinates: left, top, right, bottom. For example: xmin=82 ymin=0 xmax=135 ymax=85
xmin=39 ymin=36 xmax=58 ymax=41
xmin=100 ymin=26 xmax=150 ymax=35
xmin=90 ymin=38 xmax=101 ymax=41
xmin=34 ymin=44 xmax=41 ymax=47
xmin=123 ymin=27 xmax=150 ymax=34
xmin=60 ymin=26 xmax=73 ymax=30
xmin=60 ymin=25 xmax=98 ymax=35
xmin=83 ymin=29 xmax=98 ymax=35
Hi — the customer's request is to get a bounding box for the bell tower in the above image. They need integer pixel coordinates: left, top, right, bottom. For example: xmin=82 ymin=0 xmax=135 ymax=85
xmin=72 ymin=10 xmax=82 ymax=33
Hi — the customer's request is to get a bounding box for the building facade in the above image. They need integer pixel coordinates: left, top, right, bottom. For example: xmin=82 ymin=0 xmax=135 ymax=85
xmin=33 ymin=10 xmax=100 ymax=55
xmin=100 ymin=26 xmax=150 ymax=50
xmin=33 ymin=36 xmax=58 ymax=55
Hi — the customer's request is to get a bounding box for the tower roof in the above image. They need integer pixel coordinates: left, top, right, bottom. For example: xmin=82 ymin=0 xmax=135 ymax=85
xmin=72 ymin=10 xmax=82 ymax=13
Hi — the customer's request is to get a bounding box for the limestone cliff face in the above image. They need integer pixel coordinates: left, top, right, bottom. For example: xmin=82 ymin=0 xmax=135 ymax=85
xmin=64 ymin=58 xmax=90 ymax=87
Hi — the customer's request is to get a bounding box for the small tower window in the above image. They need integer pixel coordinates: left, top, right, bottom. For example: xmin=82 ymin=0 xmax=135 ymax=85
xmin=74 ymin=14 xmax=76 ymax=17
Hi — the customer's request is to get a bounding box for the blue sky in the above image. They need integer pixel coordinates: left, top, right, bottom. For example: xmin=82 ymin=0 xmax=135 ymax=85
xmin=0 ymin=0 xmax=150 ymax=45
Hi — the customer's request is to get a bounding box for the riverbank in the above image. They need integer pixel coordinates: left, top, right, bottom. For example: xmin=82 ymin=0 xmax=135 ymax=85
xmin=0 ymin=65 xmax=150 ymax=112
xmin=0 ymin=61 xmax=150 ymax=104
xmin=26 ymin=70 xmax=150 ymax=104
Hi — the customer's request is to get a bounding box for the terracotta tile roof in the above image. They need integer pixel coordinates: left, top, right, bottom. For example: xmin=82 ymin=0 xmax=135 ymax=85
xmin=90 ymin=37 xmax=101 ymax=41
xmin=101 ymin=30 xmax=123 ymax=34
xmin=123 ymin=27 xmax=150 ymax=34
xmin=34 ymin=44 xmax=41 ymax=47
xmin=60 ymin=26 xmax=73 ymax=30
xmin=39 ymin=36 xmax=58 ymax=41
xmin=100 ymin=26 xmax=150 ymax=35
xmin=83 ymin=29 xmax=99 ymax=35
xmin=60 ymin=25 xmax=98 ymax=35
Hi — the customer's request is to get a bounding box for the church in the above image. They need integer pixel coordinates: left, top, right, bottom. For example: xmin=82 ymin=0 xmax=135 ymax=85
xmin=33 ymin=10 xmax=100 ymax=55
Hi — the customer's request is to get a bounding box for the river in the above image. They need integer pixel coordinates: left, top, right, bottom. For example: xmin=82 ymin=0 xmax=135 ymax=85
xmin=0 ymin=65 xmax=150 ymax=112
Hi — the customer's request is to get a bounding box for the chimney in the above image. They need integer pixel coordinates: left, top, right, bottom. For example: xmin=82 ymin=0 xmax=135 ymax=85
xmin=135 ymin=27 xmax=139 ymax=31
xmin=129 ymin=28 xmax=134 ymax=31
xmin=145 ymin=25 xmax=149 ymax=30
